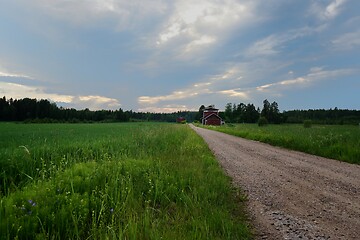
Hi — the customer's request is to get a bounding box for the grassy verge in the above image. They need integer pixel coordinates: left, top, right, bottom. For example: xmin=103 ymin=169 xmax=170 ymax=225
xmin=0 ymin=123 xmax=252 ymax=239
xmin=198 ymin=123 xmax=360 ymax=164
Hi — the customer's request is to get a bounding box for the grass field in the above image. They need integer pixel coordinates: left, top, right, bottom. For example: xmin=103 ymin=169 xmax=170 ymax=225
xmin=0 ymin=122 xmax=252 ymax=239
xmin=200 ymin=123 xmax=360 ymax=164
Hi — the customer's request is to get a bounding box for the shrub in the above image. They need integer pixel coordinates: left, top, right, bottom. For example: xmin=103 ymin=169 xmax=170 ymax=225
xmin=258 ymin=117 xmax=268 ymax=127
xmin=304 ymin=120 xmax=312 ymax=128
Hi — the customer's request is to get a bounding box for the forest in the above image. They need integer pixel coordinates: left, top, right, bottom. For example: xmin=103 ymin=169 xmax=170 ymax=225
xmin=1 ymin=96 xmax=359 ymax=124
xmin=0 ymin=96 xmax=197 ymax=123
xmin=224 ymin=100 xmax=360 ymax=125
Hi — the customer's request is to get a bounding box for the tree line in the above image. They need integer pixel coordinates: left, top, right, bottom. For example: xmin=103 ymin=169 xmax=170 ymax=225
xmin=223 ymin=99 xmax=282 ymax=124
xmin=283 ymin=108 xmax=360 ymax=125
xmin=1 ymin=96 xmax=359 ymax=124
xmin=223 ymin=99 xmax=360 ymax=125
xmin=0 ymin=97 xmax=197 ymax=123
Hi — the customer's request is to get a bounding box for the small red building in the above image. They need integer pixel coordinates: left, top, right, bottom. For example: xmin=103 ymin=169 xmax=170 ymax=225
xmin=176 ymin=117 xmax=186 ymax=123
xmin=201 ymin=105 xmax=223 ymax=125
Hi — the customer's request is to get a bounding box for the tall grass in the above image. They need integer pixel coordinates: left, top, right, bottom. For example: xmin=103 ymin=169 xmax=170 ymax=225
xmin=0 ymin=123 xmax=252 ymax=239
xmin=200 ymin=124 xmax=360 ymax=164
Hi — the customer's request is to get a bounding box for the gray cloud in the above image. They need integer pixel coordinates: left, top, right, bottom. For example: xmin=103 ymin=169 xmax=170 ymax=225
xmin=2 ymin=0 xmax=358 ymax=112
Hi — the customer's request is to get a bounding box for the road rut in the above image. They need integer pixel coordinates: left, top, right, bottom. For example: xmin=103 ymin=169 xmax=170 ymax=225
xmin=190 ymin=125 xmax=360 ymax=240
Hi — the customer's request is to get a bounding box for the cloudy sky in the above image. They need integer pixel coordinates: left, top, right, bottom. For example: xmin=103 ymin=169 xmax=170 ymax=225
xmin=0 ymin=0 xmax=359 ymax=112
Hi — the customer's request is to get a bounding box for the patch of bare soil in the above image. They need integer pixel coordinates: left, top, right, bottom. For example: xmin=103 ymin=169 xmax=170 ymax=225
xmin=190 ymin=125 xmax=360 ymax=240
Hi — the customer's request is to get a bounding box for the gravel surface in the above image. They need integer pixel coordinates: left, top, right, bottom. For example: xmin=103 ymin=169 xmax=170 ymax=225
xmin=190 ymin=124 xmax=360 ymax=240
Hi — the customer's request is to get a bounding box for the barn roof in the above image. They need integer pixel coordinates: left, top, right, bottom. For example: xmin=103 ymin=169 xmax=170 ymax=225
xmin=201 ymin=113 xmax=222 ymax=120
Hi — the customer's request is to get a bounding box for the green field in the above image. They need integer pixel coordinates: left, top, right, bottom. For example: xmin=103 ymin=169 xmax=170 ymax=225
xmin=0 ymin=123 xmax=252 ymax=239
xmin=200 ymin=123 xmax=360 ymax=164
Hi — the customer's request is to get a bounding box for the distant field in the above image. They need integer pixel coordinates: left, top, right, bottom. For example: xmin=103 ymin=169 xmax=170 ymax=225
xmin=200 ymin=124 xmax=360 ymax=164
xmin=0 ymin=123 xmax=252 ymax=239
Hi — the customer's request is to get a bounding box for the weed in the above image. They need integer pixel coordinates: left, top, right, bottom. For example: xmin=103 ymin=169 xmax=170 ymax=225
xmin=0 ymin=123 xmax=252 ymax=239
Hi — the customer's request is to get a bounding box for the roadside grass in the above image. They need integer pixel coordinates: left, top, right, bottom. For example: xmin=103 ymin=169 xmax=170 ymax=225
xmin=199 ymin=124 xmax=360 ymax=164
xmin=0 ymin=123 xmax=252 ymax=239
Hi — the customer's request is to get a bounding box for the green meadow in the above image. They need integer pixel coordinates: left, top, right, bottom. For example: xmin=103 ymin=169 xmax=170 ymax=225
xmin=201 ymin=124 xmax=360 ymax=164
xmin=0 ymin=123 xmax=252 ymax=239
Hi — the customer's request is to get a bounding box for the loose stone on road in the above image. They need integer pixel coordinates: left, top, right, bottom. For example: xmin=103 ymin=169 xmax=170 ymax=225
xmin=190 ymin=124 xmax=360 ymax=240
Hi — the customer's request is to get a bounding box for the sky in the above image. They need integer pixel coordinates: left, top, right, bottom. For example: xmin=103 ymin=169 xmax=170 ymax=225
xmin=0 ymin=0 xmax=359 ymax=112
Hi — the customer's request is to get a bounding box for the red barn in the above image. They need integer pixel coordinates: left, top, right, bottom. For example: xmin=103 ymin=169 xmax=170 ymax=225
xmin=176 ymin=117 xmax=186 ymax=123
xmin=201 ymin=105 xmax=223 ymax=125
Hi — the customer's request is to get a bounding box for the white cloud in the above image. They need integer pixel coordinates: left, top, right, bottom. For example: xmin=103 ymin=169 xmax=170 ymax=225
xmin=136 ymin=67 xmax=250 ymax=113
xmin=209 ymin=67 xmax=243 ymax=81
xmin=156 ymin=0 xmax=257 ymax=56
xmin=332 ymin=31 xmax=360 ymax=50
xmin=184 ymin=35 xmax=216 ymax=53
xmin=218 ymin=89 xmax=249 ymax=99
xmin=0 ymin=81 xmax=121 ymax=110
xmin=220 ymin=67 xmax=357 ymax=98
xmin=75 ymin=95 xmax=121 ymax=109
xmin=323 ymin=0 xmax=346 ymax=19
xmin=16 ymin=0 xmax=168 ymax=30
xmin=0 ymin=71 xmax=34 ymax=79
xmin=138 ymin=65 xmax=246 ymax=106
xmin=138 ymin=88 xmax=212 ymax=105
xmin=0 ymin=82 xmax=73 ymax=103
xmin=246 ymin=34 xmax=280 ymax=56
xmin=246 ymin=25 xmax=326 ymax=57
xmin=344 ymin=16 xmax=360 ymax=26
xmin=137 ymin=56 xmax=307 ymax=111
xmin=138 ymin=104 xmax=196 ymax=113
xmin=309 ymin=66 xmax=324 ymax=73
xmin=310 ymin=0 xmax=347 ymax=21
xmin=258 ymin=68 xmax=355 ymax=92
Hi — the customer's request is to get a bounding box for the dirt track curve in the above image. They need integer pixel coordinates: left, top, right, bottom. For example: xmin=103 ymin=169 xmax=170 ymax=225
xmin=190 ymin=124 xmax=360 ymax=240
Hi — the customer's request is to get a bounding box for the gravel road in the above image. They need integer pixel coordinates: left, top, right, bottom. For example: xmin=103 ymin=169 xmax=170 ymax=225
xmin=190 ymin=124 xmax=360 ymax=240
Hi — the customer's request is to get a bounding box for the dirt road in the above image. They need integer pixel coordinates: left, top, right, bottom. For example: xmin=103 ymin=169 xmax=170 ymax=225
xmin=190 ymin=125 xmax=360 ymax=240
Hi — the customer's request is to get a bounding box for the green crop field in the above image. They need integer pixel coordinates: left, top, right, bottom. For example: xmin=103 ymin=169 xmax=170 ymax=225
xmin=200 ymin=124 xmax=360 ymax=164
xmin=0 ymin=122 xmax=252 ymax=239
